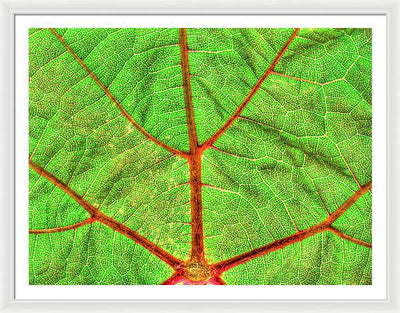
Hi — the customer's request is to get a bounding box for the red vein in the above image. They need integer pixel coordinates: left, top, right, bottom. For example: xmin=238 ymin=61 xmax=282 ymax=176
xmin=161 ymin=273 xmax=185 ymax=285
xmin=327 ymin=226 xmax=372 ymax=249
xmin=29 ymin=160 xmax=183 ymax=269
xmin=209 ymin=276 xmax=227 ymax=285
xmin=179 ymin=28 xmax=198 ymax=153
xmin=200 ymin=28 xmax=300 ymax=151
xmin=29 ymin=217 xmax=94 ymax=234
xmin=211 ymin=181 xmax=372 ymax=274
xmin=48 ymin=28 xmax=188 ymax=159
xmin=187 ymin=153 xmax=205 ymax=263
xmin=324 ymin=180 xmax=371 ymax=224
xmin=179 ymin=28 xmax=205 ymax=263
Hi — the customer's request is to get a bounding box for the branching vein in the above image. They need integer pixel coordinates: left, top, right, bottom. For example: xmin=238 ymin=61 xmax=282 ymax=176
xmin=48 ymin=28 xmax=188 ymax=159
xmin=29 ymin=160 xmax=184 ymax=269
xmin=200 ymin=28 xmax=300 ymax=151
xmin=211 ymin=181 xmax=372 ymax=274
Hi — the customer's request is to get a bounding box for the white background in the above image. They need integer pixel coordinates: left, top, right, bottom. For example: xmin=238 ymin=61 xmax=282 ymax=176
xmin=14 ymin=15 xmax=386 ymax=300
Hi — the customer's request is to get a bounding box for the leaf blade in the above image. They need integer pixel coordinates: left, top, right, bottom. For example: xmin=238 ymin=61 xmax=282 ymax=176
xmin=29 ymin=27 xmax=372 ymax=285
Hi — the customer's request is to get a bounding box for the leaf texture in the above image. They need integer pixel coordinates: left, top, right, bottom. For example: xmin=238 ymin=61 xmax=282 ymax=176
xmin=29 ymin=27 xmax=372 ymax=285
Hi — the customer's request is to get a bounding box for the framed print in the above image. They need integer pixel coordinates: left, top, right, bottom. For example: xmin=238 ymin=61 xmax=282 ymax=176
xmin=1 ymin=0 xmax=399 ymax=311
xmin=15 ymin=13 xmax=386 ymax=299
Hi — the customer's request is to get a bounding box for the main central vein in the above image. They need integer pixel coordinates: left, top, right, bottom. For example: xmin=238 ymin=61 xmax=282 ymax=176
xmin=179 ymin=28 xmax=206 ymax=263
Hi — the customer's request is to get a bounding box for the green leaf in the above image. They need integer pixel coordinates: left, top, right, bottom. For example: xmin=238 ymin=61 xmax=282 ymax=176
xmin=29 ymin=27 xmax=372 ymax=285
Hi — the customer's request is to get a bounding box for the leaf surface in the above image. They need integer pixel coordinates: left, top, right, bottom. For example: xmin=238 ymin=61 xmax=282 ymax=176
xmin=29 ymin=27 xmax=372 ymax=285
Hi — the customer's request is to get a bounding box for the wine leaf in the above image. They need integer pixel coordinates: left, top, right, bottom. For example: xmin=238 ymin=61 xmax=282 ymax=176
xmin=29 ymin=27 xmax=372 ymax=285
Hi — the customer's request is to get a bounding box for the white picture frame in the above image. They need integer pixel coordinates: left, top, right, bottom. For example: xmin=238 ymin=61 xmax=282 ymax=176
xmin=1 ymin=0 xmax=399 ymax=312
